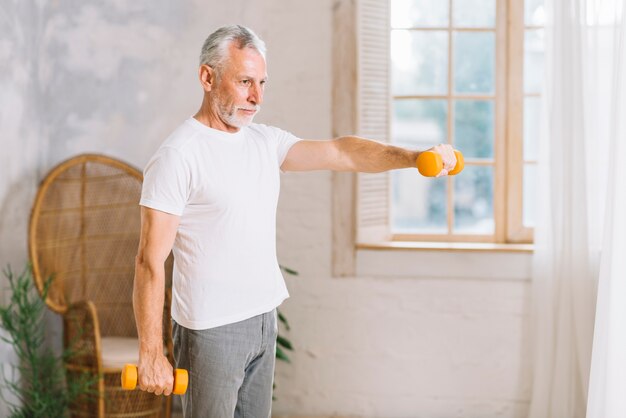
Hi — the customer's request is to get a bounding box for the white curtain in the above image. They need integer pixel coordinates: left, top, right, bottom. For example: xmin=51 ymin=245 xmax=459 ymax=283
xmin=586 ymin=1 xmax=626 ymax=416
xmin=529 ymin=0 xmax=625 ymax=417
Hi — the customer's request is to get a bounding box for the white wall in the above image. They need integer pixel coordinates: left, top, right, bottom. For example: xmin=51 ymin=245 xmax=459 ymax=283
xmin=0 ymin=1 xmax=532 ymax=417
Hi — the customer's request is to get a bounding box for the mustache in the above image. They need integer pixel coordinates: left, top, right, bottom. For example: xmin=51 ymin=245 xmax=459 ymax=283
xmin=237 ymin=106 xmax=260 ymax=112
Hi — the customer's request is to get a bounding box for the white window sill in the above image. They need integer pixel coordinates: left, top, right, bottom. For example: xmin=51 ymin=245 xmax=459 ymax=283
xmin=355 ymin=242 xmax=533 ymax=280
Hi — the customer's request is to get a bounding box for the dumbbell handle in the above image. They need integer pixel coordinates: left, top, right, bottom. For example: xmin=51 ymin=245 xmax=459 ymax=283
xmin=121 ymin=364 xmax=188 ymax=395
xmin=416 ymin=150 xmax=464 ymax=177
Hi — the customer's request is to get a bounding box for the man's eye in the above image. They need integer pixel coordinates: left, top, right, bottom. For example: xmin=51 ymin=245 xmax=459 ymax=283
xmin=242 ymin=80 xmax=250 ymax=85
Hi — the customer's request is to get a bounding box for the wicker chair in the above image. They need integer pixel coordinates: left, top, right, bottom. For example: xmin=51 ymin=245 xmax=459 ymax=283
xmin=28 ymin=154 xmax=174 ymax=418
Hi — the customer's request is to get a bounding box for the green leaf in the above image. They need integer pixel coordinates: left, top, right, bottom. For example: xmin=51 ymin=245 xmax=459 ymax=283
xmin=276 ymin=335 xmax=293 ymax=351
xmin=275 ymin=346 xmax=291 ymax=363
xmin=278 ymin=265 xmax=299 ymax=276
xmin=277 ymin=310 xmax=290 ymax=330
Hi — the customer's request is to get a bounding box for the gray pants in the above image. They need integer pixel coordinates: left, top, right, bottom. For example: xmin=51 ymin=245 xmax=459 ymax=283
xmin=173 ymin=309 xmax=278 ymax=418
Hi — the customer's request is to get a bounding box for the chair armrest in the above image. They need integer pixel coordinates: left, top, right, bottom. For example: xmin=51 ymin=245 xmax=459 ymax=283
xmin=63 ymin=300 xmax=103 ymax=375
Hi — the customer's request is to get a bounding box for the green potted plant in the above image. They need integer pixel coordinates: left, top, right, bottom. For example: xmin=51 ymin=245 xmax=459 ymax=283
xmin=0 ymin=264 xmax=94 ymax=418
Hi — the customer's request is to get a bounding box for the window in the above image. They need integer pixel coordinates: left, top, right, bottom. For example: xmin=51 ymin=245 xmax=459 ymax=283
xmin=354 ymin=0 xmax=543 ymax=245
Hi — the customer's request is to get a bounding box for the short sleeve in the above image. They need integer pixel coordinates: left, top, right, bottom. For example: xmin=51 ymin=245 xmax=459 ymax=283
xmin=140 ymin=147 xmax=190 ymax=216
xmin=273 ymin=127 xmax=301 ymax=168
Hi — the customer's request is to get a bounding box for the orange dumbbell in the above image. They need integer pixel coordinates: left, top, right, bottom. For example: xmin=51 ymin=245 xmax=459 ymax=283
xmin=121 ymin=364 xmax=188 ymax=395
xmin=416 ymin=150 xmax=464 ymax=177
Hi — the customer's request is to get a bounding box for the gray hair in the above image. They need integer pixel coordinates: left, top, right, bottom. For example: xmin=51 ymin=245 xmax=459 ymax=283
xmin=199 ymin=25 xmax=266 ymax=75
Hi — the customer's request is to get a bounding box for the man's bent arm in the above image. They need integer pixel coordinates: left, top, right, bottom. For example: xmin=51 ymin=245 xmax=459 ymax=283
xmin=133 ymin=206 xmax=180 ymax=395
xmin=281 ymin=136 xmax=455 ymax=174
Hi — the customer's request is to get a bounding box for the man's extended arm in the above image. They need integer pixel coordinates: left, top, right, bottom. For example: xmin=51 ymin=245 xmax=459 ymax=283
xmin=280 ymin=136 xmax=456 ymax=175
xmin=133 ymin=206 xmax=180 ymax=396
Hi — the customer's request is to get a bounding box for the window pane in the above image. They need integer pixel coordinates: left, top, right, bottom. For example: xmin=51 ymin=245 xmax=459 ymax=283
xmin=392 ymin=30 xmax=448 ymax=95
xmin=392 ymin=99 xmax=447 ymax=147
xmin=454 ymin=100 xmax=494 ymax=158
xmin=392 ymin=170 xmax=447 ymax=233
xmin=524 ymin=29 xmax=545 ymax=94
xmin=453 ymin=31 xmax=495 ymax=94
xmin=391 ymin=0 xmax=449 ymax=28
xmin=523 ymin=96 xmax=541 ymax=161
xmin=453 ymin=0 xmax=495 ymax=28
xmin=454 ymin=166 xmax=494 ymax=233
xmin=525 ymin=0 xmax=546 ymax=26
xmin=523 ymin=164 xmax=536 ymax=227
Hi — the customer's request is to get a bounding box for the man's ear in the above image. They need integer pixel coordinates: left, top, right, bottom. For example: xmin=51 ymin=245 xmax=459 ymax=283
xmin=199 ymin=64 xmax=216 ymax=92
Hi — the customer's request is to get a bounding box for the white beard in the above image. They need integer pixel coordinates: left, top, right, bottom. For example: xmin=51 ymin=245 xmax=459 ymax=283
xmin=219 ymin=103 xmax=260 ymax=129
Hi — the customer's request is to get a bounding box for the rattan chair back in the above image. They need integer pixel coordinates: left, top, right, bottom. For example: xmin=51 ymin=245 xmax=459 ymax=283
xmin=29 ymin=154 xmax=143 ymax=338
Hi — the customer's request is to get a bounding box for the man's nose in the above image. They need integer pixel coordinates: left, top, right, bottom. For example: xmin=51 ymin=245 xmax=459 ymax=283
xmin=248 ymin=83 xmax=263 ymax=105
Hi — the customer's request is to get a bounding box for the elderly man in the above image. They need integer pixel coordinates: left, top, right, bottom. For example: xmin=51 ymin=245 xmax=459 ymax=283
xmin=133 ymin=25 xmax=456 ymax=417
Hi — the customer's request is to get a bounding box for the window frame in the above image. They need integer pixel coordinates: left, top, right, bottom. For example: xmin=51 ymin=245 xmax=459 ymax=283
xmin=388 ymin=0 xmax=509 ymax=243
xmin=330 ymin=0 xmax=534 ymax=277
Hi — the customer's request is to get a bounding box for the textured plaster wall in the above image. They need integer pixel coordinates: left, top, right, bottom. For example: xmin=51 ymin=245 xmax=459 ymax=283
xmin=0 ymin=1 xmax=532 ymax=417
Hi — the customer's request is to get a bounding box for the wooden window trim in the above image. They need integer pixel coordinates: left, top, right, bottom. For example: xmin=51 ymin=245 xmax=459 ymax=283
xmin=332 ymin=0 xmax=358 ymax=277
xmin=508 ymin=0 xmax=536 ymax=243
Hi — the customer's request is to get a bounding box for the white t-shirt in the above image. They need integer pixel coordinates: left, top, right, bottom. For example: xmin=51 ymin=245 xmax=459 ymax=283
xmin=140 ymin=117 xmax=301 ymax=330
